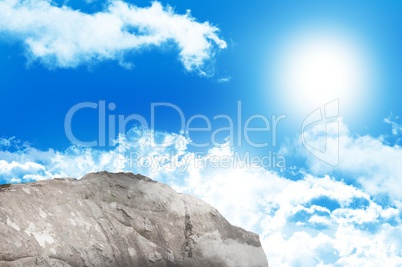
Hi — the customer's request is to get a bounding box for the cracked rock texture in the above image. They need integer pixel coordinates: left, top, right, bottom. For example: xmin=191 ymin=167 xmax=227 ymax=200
xmin=0 ymin=171 xmax=268 ymax=267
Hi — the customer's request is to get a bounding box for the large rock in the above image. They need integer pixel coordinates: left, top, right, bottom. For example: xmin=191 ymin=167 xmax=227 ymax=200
xmin=0 ymin=171 xmax=268 ymax=267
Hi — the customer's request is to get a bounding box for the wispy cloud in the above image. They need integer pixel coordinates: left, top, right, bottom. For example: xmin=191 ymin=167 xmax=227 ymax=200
xmin=217 ymin=76 xmax=232 ymax=83
xmin=0 ymin=137 xmax=16 ymax=148
xmin=384 ymin=113 xmax=402 ymax=136
xmin=283 ymin=118 xmax=402 ymax=201
xmin=0 ymin=0 xmax=226 ymax=75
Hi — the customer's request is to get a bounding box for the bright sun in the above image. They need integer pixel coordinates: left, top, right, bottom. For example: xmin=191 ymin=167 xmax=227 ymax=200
xmin=274 ymin=31 xmax=371 ymax=115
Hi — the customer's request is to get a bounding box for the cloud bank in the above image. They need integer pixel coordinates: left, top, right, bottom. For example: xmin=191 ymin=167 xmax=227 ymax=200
xmin=1 ymin=118 xmax=402 ymax=266
xmin=285 ymin=117 xmax=402 ymax=202
xmin=0 ymin=0 xmax=226 ymax=74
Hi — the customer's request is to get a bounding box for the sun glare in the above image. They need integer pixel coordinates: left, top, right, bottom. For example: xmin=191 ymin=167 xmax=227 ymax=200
xmin=273 ymin=30 xmax=372 ymax=116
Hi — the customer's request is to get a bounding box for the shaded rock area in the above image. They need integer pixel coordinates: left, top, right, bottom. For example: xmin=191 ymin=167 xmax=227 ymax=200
xmin=0 ymin=171 xmax=268 ymax=267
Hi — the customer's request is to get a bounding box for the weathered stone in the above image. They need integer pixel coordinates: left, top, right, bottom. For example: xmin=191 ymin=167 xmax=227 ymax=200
xmin=0 ymin=171 xmax=268 ymax=267
xmin=149 ymin=251 xmax=162 ymax=262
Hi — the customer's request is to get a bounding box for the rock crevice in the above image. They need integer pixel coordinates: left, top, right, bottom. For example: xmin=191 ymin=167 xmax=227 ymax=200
xmin=182 ymin=203 xmax=197 ymax=259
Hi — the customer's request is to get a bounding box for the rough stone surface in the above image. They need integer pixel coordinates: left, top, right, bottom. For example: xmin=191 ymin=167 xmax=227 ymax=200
xmin=0 ymin=171 xmax=268 ymax=267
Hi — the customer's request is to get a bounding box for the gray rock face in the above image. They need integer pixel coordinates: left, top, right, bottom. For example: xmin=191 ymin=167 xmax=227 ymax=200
xmin=0 ymin=171 xmax=268 ymax=267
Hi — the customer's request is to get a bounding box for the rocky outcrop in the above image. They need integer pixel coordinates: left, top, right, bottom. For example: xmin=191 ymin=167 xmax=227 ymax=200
xmin=0 ymin=171 xmax=268 ymax=267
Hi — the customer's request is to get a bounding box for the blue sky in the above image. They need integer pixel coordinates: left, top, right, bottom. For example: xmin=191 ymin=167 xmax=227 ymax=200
xmin=1 ymin=0 xmax=402 ymax=265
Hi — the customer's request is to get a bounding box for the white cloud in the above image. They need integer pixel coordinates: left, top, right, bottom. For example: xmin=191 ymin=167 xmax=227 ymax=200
xmin=1 ymin=120 xmax=402 ymax=266
xmin=217 ymin=76 xmax=232 ymax=83
xmin=0 ymin=129 xmax=193 ymax=182
xmin=384 ymin=113 xmax=402 ymax=138
xmin=179 ymin=160 xmax=402 ymax=266
xmin=0 ymin=137 xmax=13 ymax=148
xmin=287 ymin=118 xmax=402 ymax=201
xmin=0 ymin=0 xmax=226 ymax=75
